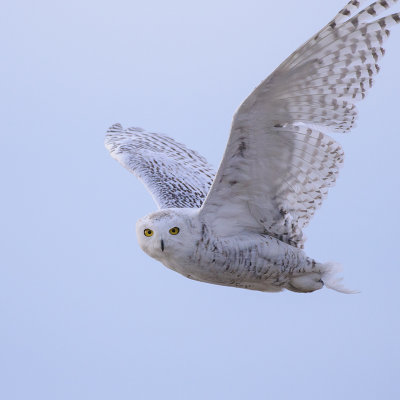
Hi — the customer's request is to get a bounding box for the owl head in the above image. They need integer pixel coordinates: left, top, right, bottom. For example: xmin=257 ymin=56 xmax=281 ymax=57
xmin=136 ymin=208 xmax=199 ymax=261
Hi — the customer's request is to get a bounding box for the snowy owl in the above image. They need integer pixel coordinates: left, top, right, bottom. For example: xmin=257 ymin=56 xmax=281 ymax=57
xmin=105 ymin=1 xmax=399 ymax=293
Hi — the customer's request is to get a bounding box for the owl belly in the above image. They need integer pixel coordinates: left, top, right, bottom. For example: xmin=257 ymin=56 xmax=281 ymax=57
xmin=161 ymin=232 xmax=324 ymax=293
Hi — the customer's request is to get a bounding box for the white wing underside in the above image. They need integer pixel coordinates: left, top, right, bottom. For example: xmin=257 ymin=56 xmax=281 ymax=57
xmin=200 ymin=0 xmax=400 ymax=248
xmin=105 ymin=124 xmax=215 ymax=209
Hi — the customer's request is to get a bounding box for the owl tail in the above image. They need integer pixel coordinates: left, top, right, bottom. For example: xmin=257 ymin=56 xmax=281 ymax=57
xmin=320 ymin=262 xmax=359 ymax=294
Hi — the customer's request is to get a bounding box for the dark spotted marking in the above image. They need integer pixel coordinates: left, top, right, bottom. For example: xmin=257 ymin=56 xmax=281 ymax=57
xmin=379 ymin=18 xmax=387 ymax=29
xmin=351 ymin=18 xmax=359 ymax=28
xmin=236 ymin=140 xmax=247 ymax=157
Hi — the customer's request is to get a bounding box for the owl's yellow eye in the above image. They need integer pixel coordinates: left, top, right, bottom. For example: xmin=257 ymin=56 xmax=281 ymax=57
xmin=169 ymin=227 xmax=180 ymax=235
xmin=144 ymin=228 xmax=154 ymax=237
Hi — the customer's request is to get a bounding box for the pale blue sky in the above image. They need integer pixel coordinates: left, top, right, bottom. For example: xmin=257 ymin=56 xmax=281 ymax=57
xmin=1 ymin=0 xmax=400 ymax=399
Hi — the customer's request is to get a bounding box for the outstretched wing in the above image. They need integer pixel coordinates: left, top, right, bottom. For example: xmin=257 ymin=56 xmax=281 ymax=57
xmin=201 ymin=0 xmax=400 ymax=248
xmin=105 ymin=124 xmax=215 ymax=209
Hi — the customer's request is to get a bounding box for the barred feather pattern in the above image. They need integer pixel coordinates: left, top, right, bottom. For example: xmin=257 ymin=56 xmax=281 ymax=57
xmin=274 ymin=0 xmax=400 ymax=132
xmin=201 ymin=0 xmax=399 ymax=248
xmin=267 ymin=124 xmax=344 ymax=245
xmin=105 ymin=124 xmax=215 ymax=209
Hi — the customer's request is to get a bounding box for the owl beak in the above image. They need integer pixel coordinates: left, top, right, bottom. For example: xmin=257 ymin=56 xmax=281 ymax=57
xmin=161 ymin=239 xmax=165 ymax=252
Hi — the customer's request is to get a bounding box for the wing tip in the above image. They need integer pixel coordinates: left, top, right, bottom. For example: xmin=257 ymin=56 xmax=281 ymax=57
xmin=105 ymin=123 xmax=124 ymax=151
xmin=107 ymin=123 xmax=124 ymax=133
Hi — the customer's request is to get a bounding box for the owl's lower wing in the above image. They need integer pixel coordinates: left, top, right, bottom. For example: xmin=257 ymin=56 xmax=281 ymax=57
xmin=200 ymin=0 xmax=400 ymax=248
xmin=105 ymin=124 xmax=215 ymax=209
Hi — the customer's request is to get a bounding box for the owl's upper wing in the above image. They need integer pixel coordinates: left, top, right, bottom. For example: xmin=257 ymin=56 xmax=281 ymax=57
xmin=200 ymin=1 xmax=400 ymax=248
xmin=105 ymin=124 xmax=215 ymax=209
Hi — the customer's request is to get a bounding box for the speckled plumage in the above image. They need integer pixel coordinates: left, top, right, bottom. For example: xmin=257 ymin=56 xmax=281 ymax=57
xmin=105 ymin=124 xmax=215 ymax=208
xmin=105 ymin=0 xmax=399 ymax=293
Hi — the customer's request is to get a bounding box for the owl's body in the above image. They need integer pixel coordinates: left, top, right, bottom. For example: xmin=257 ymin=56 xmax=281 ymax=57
xmin=106 ymin=1 xmax=400 ymax=293
xmin=136 ymin=208 xmax=340 ymax=293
